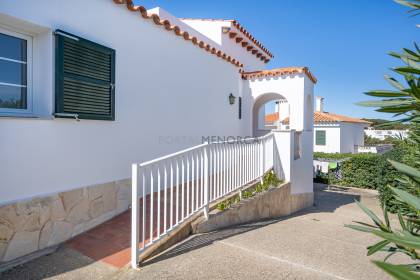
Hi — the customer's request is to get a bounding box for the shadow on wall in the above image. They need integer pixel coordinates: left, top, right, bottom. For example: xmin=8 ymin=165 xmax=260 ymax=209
xmin=273 ymin=140 xmax=285 ymax=181
xmin=141 ymin=183 xmax=360 ymax=267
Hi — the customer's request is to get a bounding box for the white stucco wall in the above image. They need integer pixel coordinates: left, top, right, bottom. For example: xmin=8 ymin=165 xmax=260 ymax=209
xmin=0 ymin=0 xmax=245 ymax=204
xmin=313 ymin=122 xmax=366 ymax=154
xmin=181 ymin=19 xmax=227 ymax=45
xmin=150 ymin=8 xmax=219 ymax=49
xmin=180 ymin=19 xmax=267 ymax=72
xmin=274 ymin=130 xmax=313 ymax=194
xmin=313 ymin=125 xmax=341 ymax=153
xmin=247 ymin=74 xmax=315 ymax=194
xmin=243 ymin=74 xmax=311 ymax=136
xmin=339 ymin=122 xmax=366 ymax=153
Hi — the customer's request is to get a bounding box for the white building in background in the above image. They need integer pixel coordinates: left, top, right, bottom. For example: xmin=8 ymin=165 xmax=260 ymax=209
xmin=265 ymin=96 xmax=370 ymax=153
xmin=0 ymin=0 xmax=315 ymax=265
xmin=365 ymin=127 xmax=409 ymax=140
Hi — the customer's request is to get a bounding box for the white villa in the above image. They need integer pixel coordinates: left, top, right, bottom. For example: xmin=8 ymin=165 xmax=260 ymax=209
xmin=265 ymin=96 xmax=370 ymax=153
xmin=0 ymin=0 xmax=316 ymax=267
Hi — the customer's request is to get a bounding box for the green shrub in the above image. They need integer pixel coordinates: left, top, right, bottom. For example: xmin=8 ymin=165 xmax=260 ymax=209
xmin=376 ymin=141 xmax=419 ymax=213
xmin=330 ymin=153 xmax=395 ymax=189
xmin=215 ymin=170 xmax=282 ymax=211
xmin=314 ymin=172 xmax=329 ymax=184
xmin=321 ymin=140 xmax=417 ymax=213
xmin=313 ymin=152 xmax=352 ymax=160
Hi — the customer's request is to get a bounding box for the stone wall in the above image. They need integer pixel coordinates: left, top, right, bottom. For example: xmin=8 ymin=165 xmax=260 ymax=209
xmin=0 ymin=179 xmax=131 ymax=266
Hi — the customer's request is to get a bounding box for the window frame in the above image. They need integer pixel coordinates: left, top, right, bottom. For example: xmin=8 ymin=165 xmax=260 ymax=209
xmin=315 ymin=130 xmax=326 ymax=146
xmin=0 ymin=26 xmax=33 ymax=116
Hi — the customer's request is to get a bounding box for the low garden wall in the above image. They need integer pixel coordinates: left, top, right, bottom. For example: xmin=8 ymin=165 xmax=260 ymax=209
xmin=191 ymin=182 xmax=313 ymax=234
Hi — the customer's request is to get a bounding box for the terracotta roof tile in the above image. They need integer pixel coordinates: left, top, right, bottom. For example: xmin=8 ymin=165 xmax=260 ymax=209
xmin=179 ymin=18 xmax=273 ymax=63
xmin=113 ymin=1 xmax=243 ymax=68
xmin=281 ymin=111 xmax=371 ymax=124
xmin=242 ymin=67 xmax=317 ymax=84
xmin=265 ymin=112 xmax=279 ymax=123
xmin=231 ymin=20 xmax=274 ymax=59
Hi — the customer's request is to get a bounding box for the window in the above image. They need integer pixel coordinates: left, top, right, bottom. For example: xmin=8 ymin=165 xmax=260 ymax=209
xmin=315 ymin=130 xmax=326 ymax=146
xmin=238 ymin=97 xmax=242 ymax=119
xmin=55 ymin=30 xmax=115 ymax=120
xmin=0 ymin=27 xmax=32 ymax=114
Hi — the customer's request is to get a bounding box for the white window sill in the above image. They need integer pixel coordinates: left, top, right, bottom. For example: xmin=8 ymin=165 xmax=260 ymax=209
xmin=0 ymin=113 xmax=53 ymax=120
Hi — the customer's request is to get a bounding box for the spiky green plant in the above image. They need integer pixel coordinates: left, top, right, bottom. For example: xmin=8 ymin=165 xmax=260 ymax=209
xmin=347 ymin=1 xmax=420 ymax=278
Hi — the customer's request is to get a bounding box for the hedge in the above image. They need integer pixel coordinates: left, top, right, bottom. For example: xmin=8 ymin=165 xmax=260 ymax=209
xmin=328 ymin=153 xmax=399 ymax=190
xmin=313 ymin=152 xmax=352 ymax=160
xmin=315 ymin=142 xmax=417 ymax=212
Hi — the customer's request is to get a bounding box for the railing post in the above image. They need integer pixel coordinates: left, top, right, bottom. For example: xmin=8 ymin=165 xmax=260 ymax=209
xmin=131 ymin=164 xmax=140 ymax=269
xmin=260 ymin=138 xmax=265 ymax=183
xmin=203 ymin=143 xmax=209 ymax=220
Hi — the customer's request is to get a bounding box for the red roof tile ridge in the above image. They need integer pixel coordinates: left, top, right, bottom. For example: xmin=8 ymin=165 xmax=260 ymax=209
xmin=318 ymin=111 xmax=371 ymax=124
xmin=230 ymin=20 xmax=273 ymax=59
xmin=178 ymin=18 xmax=273 ymax=61
xmin=113 ymin=0 xmax=244 ymax=68
xmin=242 ymin=67 xmax=317 ymax=84
xmin=278 ymin=111 xmax=370 ymax=125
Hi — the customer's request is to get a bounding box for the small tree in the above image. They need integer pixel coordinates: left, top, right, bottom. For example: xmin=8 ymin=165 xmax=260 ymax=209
xmin=347 ymin=0 xmax=420 ymax=279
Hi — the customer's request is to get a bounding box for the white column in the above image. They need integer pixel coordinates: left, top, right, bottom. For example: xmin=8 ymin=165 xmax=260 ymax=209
xmin=272 ymin=130 xmax=292 ymax=182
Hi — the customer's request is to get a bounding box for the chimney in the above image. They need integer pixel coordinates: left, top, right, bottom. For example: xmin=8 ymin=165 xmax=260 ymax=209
xmin=315 ymin=96 xmax=324 ymax=112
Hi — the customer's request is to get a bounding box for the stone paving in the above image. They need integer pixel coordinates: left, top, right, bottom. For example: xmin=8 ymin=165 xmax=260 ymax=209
xmin=0 ymin=184 xmax=410 ymax=280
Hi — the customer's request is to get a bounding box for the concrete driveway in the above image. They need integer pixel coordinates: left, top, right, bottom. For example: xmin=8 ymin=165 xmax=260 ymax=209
xmin=1 ymin=184 xmax=407 ymax=280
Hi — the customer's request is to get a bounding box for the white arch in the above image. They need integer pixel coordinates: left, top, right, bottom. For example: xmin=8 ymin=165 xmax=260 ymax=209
xmin=252 ymin=92 xmax=287 ymax=137
xmin=244 ymin=74 xmax=314 ymax=135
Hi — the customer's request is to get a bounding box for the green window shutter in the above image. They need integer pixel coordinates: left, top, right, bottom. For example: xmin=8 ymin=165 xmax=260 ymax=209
xmin=55 ymin=30 xmax=115 ymax=120
xmin=316 ymin=130 xmax=326 ymax=145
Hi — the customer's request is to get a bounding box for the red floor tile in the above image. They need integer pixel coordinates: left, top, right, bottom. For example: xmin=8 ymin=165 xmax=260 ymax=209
xmin=66 ymin=184 xmax=207 ymax=268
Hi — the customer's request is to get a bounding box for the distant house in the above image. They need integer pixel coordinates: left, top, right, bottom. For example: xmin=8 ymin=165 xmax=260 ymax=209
xmin=265 ymin=96 xmax=370 ymax=153
xmin=365 ymin=127 xmax=409 ymax=140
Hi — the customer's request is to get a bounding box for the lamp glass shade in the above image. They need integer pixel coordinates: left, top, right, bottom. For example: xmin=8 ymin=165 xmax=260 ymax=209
xmin=229 ymin=93 xmax=236 ymax=105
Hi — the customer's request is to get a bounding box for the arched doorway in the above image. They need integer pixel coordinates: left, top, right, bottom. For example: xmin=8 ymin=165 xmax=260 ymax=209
xmin=252 ymin=92 xmax=288 ymax=137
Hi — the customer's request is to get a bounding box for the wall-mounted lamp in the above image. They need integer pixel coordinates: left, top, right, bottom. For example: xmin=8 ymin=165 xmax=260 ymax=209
xmin=228 ymin=93 xmax=236 ymax=105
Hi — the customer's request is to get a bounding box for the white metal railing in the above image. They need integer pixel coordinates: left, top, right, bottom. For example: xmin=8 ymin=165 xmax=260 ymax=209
xmin=131 ymin=133 xmax=274 ymax=268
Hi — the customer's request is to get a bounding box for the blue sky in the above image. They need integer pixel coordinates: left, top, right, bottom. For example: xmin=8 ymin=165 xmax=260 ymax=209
xmin=135 ymin=0 xmax=418 ymax=120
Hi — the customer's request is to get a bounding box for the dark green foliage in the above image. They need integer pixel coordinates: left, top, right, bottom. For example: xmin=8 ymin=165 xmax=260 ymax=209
xmin=313 ymin=152 xmax=352 ymax=160
xmin=348 ymin=1 xmax=420 ymax=277
xmin=377 ymin=141 xmax=419 ymax=214
xmin=314 ymin=172 xmax=330 ymax=184
xmin=315 ymin=143 xmax=418 ymax=215
xmin=330 ymin=153 xmax=395 ymax=189
xmin=314 ymin=150 xmax=403 ymax=190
